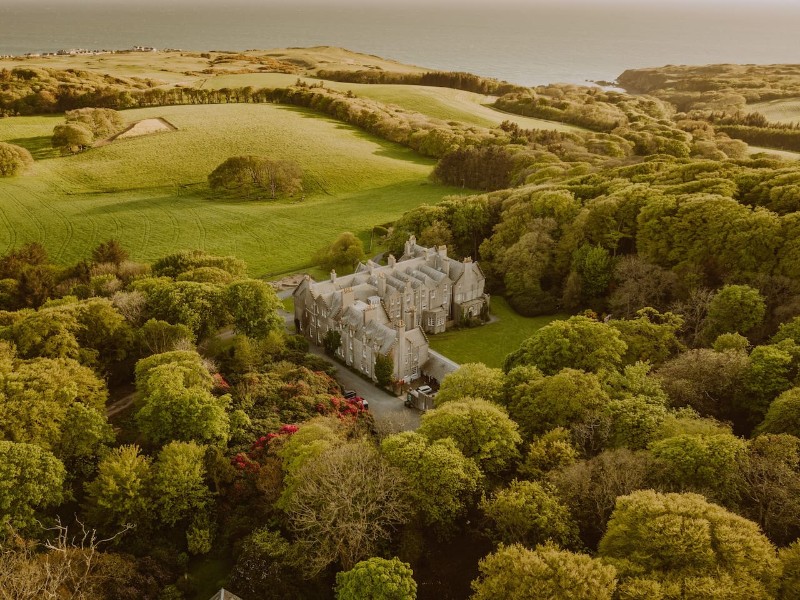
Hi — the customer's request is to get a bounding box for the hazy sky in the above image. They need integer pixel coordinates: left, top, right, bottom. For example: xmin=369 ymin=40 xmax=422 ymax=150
xmin=9 ymin=0 xmax=800 ymax=5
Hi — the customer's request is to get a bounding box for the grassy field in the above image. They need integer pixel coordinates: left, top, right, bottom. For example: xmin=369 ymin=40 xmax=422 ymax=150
xmin=747 ymin=145 xmax=800 ymax=161
xmin=199 ymin=73 xmax=583 ymax=132
xmin=428 ymin=297 xmax=566 ymax=368
xmin=0 ymin=103 xmax=466 ymax=276
xmin=0 ymin=46 xmax=429 ymax=86
xmin=749 ymin=99 xmax=800 ymax=125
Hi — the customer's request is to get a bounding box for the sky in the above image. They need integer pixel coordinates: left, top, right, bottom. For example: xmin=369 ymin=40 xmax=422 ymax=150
xmin=9 ymin=0 xmax=800 ymax=5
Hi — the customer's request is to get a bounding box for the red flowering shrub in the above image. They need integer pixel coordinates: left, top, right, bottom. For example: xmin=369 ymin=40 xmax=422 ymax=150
xmin=315 ymin=396 xmax=367 ymax=421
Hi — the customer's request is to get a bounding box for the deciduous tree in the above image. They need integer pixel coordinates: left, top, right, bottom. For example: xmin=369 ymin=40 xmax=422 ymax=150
xmin=598 ymin=490 xmax=779 ymax=598
xmin=335 ymin=557 xmax=417 ymax=600
xmin=381 ymin=432 xmax=481 ymax=531
xmin=283 ymin=440 xmax=409 ymax=574
xmin=471 ymin=543 xmax=617 ymax=600
xmin=418 ymin=398 xmax=521 ymax=476
xmin=434 ymin=363 xmax=505 ymax=406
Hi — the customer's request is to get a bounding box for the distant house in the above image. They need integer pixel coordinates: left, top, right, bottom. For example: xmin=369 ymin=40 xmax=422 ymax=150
xmin=293 ymin=236 xmax=488 ymax=383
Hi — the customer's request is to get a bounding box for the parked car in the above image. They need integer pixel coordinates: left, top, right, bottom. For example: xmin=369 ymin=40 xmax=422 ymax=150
xmin=417 ymin=385 xmax=433 ymax=394
xmin=343 ymin=390 xmax=357 ymax=399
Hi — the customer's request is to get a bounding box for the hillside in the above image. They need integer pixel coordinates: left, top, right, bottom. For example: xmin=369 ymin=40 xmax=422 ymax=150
xmin=0 ymin=103 xmax=464 ymax=276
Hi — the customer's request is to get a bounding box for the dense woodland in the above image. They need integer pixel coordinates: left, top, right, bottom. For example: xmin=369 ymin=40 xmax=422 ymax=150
xmin=4 ymin=58 xmax=800 ymax=598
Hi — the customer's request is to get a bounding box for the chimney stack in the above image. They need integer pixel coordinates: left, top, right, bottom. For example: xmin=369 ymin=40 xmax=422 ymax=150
xmin=330 ymin=269 xmax=337 ymax=283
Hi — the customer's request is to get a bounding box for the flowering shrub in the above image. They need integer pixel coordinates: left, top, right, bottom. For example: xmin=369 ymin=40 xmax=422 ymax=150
xmin=231 ymin=424 xmax=299 ymax=471
xmin=315 ymin=396 xmax=367 ymax=420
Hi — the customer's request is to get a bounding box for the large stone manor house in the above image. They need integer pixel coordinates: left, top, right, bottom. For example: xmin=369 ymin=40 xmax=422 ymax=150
xmin=293 ymin=236 xmax=489 ymax=382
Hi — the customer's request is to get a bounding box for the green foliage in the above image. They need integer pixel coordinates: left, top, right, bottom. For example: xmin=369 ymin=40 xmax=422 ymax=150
xmin=84 ymin=444 xmax=152 ymax=529
xmin=374 ymin=352 xmax=394 ymax=388
xmin=137 ymin=319 xmax=195 ymax=355
xmin=434 ymin=363 xmax=505 ymax=406
xmin=609 ymin=309 xmax=684 ymax=366
xmin=519 ymin=427 xmax=578 ymax=480
xmin=742 ymin=344 xmax=794 ymax=424
xmin=506 ymin=368 xmax=609 ymax=439
xmin=65 ymin=107 xmax=125 ymax=139
xmin=316 ymin=232 xmax=366 ymax=274
xmin=598 ymin=490 xmax=779 ymax=598
xmin=276 ymin=417 xmax=346 ymax=510
xmin=149 ymin=441 xmax=210 ymax=526
xmin=132 ymin=277 xmax=227 ymax=339
xmin=0 ymin=351 xmax=110 ymax=465
xmin=186 ymin=514 xmax=213 ymax=555
xmin=0 ymin=142 xmax=33 ymax=176
xmin=208 ymin=155 xmax=303 ymax=199
xmin=656 ymin=348 xmax=750 ymax=421
xmin=52 ymin=122 xmax=93 ymax=154
xmin=134 ymin=353 xmax=230 ymax=446
xmin=480 ymin=479 xmax=578 ymax=548
xmin=740 ymin=434 xmax=800 ymax=545
xmin=758 ymin=387 xmax=800 ymax=437
xmin=225 ymin=279 xmax=282 ymax=338
xmin=650 ymin=433 xmax=747 ymax=505
xmin=778 ymin=540 xmax=800 ymax=600
xmin=418 ymin=398 xmax=521 ymax=477
xmin=701 ymin=284 xmax=766 ymax=343
xmin=381 ymin=432 xmax=481 ymax=531
xmin=229 ymin=528 xmax=304 ymax=600
xmin=0 ymin=440 xmax=65 ymax=531
xmin=91 ymin=238 xmax=129 ymax=265
xmin=713 ymin=332 xmax=750 ymax=352
xmin=471 ymin=542 xmax=617 ymax=600
xmin=550 ymin=449 xmax=653 ymax=547
xmin=335 ymin=557 xmax=417 ymax=600
xmin=504 ymin=315 xmax=627 ymax=375
xmin=152 ymin=250 xmax=247 ymax=279
xmin=323 ymin=329 xmax=342 ymax=357
xmin=568 ymin=244 xmax=613 ymax=305
xmin=283 ymin=440 xmax=409 ymax=574
xmin=604 ymin=394 xmax=669 ymax=450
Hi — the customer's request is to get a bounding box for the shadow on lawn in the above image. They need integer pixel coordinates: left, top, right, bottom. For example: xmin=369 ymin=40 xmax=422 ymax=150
xmin=8 ymin=136 xmax=61 ymax=161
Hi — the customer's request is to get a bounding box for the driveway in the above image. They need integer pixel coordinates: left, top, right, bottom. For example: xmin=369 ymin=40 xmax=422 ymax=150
xmin=305 ymin=344 xmax=421 ymax=433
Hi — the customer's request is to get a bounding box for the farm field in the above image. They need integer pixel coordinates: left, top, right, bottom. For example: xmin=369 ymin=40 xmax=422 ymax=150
xmin=0 ymin=103 xmax=467 ymax=276
xmin=199 ymin=73 xmax=584 ymax=132
xmin=428 ymin=297 xmax=566 ymax=368
xmin=750 ymin=99 xmax=800 ymax=125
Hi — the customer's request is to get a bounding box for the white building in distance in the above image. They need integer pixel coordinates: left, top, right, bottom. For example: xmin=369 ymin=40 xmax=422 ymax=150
xmin=293 ymin=236 xmax=489 ymax=382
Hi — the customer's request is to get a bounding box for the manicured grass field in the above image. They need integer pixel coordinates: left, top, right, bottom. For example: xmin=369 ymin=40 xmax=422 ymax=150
xmin=200 ymin=73 xmax=584 ymax=132
xmin=428 ymin=297 xmax=566 ymax=368
xmin=0 ymin=103 xmax=466 ymax=276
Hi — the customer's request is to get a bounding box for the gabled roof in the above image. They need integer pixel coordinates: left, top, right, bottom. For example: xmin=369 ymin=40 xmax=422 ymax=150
xmin=208 ymin=589 xmax=243 ymax=600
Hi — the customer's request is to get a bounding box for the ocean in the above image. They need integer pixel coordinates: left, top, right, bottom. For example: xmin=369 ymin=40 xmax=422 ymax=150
xmin=1 ymin=2 xmax=799 ymax=86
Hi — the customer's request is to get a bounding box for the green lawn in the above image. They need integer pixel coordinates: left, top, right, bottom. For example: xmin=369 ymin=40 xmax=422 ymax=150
xmin=200 ymin=73 xmax=584 ymax=132
xmin=0 ymin=104 xmax=467 ymax=277
xmin=429 ymin=297 xmax=566 ymax=368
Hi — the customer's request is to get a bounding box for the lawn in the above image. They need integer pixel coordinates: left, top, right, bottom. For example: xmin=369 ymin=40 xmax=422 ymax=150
xmin=200 ymin=73 xmax=584 ymax=132
xmin=428 ymin=297 xmax=567 ymax=368
xmin=0 ymin=103 xmax=467 ymax=276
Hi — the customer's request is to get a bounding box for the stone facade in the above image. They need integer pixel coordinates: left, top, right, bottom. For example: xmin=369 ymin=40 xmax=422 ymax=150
xmin=293 ymin=236 xmax=489 ymax=382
